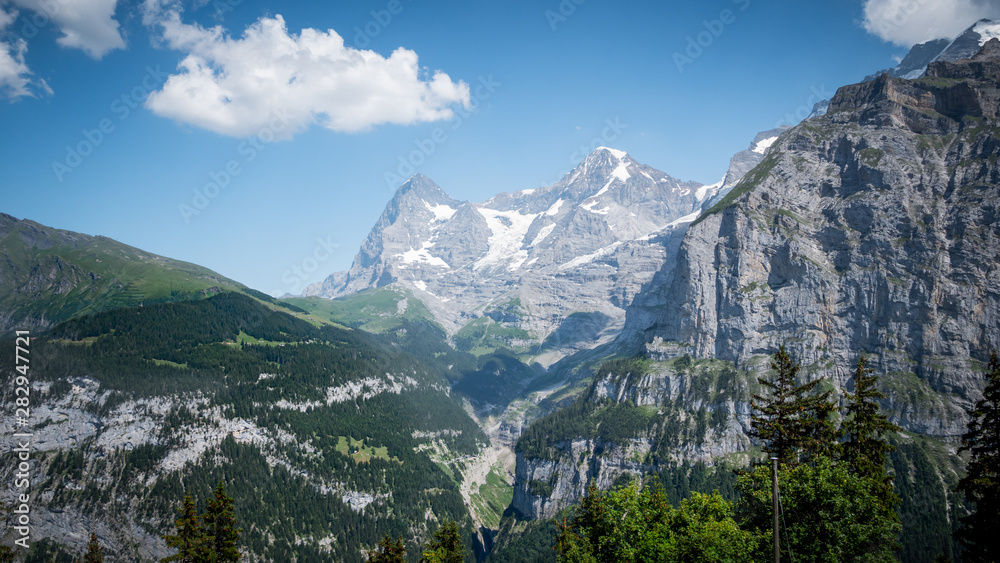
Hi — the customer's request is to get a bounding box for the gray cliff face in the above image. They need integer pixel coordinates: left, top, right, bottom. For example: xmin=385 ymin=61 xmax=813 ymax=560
xmin=511 ymin=357 xmax=756 ymax=519
xmin=643 ymin=42 xmax=1000 ymax=437
xmin=306 ymin=148 xmax=709 ymax=363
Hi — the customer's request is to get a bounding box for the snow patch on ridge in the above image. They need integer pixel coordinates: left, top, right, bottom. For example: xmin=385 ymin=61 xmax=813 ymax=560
xmin=559 ymin=242 xmax=622 ymax=270
xmin=581 ymin=200 xmax=610 ymax=214
xmin=423 ymin=201 xmax=457 ymax=222
xmin=666 ymin=210 xmax=701 ymax=228
xmin=696 ymin=178 xmax=724 ymax=202
xmin=597 ymin=146 xmax=627 ymax=160
xmin=545 ymin=199 xmax=565 ymax=216
xmin=752 ymin=136 xmax=778 ymax=155
xmin=396 ymin=241 xmax=450 ymax=269
xmin=530 ymin=223 xmax=556 ymax=247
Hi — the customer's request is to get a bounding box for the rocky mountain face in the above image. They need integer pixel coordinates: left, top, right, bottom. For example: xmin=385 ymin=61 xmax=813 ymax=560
xmin=511 ymin=355 xmax=756 ymax=520
xmin=509 ymin=41 xmax=1000 ymax=533
xmin=306 ymin=148 xmax=711 ymax=364
xmin=643 ymin=40 xmax=1000 ymax=434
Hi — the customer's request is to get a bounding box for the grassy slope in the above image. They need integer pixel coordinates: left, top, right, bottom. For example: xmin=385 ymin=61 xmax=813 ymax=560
xmin=0 ymin=214 xmax=281 ymax=329
xmin=281 ymin=287 xmax=436 ymax=333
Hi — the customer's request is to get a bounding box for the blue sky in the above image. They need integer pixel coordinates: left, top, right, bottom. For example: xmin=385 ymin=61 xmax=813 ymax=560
xmin=1 ymin=0 xmax=995 ymax=296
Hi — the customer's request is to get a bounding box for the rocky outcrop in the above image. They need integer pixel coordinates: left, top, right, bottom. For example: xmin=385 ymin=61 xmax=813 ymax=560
xmin=510 ymin=356 xmax=756 ymax=519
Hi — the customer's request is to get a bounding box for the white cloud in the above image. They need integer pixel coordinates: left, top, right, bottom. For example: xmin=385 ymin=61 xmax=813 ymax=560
xmin=0 ymin=4 xmax=51 ymax=99
xmin=861 ymin=0 xmax=1000 ymax=46
xmin=9 ymin=0 xmax=125 ymax=58
xmin=142 ymin=5 xmax=472 ymax=138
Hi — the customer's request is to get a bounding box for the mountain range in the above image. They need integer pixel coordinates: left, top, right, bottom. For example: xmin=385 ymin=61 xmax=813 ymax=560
xmin=304 ymin=131 xmax=787 ymax=367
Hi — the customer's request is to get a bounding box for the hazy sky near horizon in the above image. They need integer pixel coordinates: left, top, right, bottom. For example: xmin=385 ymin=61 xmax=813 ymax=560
xmin=1 ymin=0 xmax=996 ymax=295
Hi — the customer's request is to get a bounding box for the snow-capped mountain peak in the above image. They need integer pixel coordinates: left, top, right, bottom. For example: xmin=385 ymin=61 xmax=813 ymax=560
xmin=305 ymin=148 xmax=710 ymax=362
xmin=593 ymin=146 xmax=628 ymax=160
xmin=866 ymin=18 xmax=1000 ymax=81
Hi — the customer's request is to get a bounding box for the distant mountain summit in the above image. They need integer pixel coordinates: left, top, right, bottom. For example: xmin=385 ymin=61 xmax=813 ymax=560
xmin=306 ymin=147 xmax=713 ymax=363
xmin=867 ymin=18 xmax=1000 ymax=80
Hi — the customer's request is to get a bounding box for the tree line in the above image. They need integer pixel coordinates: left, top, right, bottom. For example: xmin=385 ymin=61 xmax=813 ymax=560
xmin=551 ymin=347 xmax=1000 ymax=562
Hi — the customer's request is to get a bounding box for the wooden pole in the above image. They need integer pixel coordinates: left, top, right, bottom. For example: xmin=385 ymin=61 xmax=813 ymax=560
xmin=772 ymin=456 xmax=780 ymax=563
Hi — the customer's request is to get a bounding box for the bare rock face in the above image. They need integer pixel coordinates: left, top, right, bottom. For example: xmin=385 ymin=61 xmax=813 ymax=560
xmin=306 ymin=148 xmax=710 ymax=363
xmin=640 ymin=42 xmax=1000 ymax=437
xmin=510 ymin=357 xmax=756 ymax=519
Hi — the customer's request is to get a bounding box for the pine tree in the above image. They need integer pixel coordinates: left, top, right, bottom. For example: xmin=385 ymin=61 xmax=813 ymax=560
xmin=369 ymin=535 xmax=407 ymax=563
xmin=82 ymin=533 xmax=104 ymax=563
xmin=420 ymin=521 xmax=466 ymax=563
xmin=842 ymin=356 xmax=901 ymax=488
xmin=203 ymin=482 xmax=241 ymax=562
xmin=750 ymin=345 xmax=838 ymax=464
xmin=161 ymin=493 xmax=214 ymax=563
xmin=956 ymin=350 xmax=1000 ymax=562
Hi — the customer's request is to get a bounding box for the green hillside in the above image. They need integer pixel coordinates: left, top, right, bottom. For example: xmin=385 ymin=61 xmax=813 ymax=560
xmin=0 ymin=213 xmax=278 ymax=332
xmin=6 ymin=292 xmax=486 ymax=561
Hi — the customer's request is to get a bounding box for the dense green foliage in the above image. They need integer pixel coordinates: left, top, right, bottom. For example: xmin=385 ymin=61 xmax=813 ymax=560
xmin=736 ymin=456 xmax=900 ymax=562
xmin=556 ymin=483 xmax=756 ymax=562
xmin=370 ymin=536 xmax=408 ymax=563
xmin=488 ymin=511 xmax=560 ymax=562
xmin=420 ymin=521 xmax=468 ymax=563
xmin=750 ymin=346 xmax=838 ymax=464
xmin=490 ymin=462 xmax=738 ymax=562
xmin=203 ymin=482 xmax=241 ymax=562
xmin=956 ymin=351 xmax=1000 ymax=562
xmin=890 ymin=436 xmax=965 ymax=563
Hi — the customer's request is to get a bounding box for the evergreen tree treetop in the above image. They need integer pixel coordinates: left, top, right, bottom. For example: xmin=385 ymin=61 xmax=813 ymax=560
xmin=369 ymin=535 xmax=407 ymax=563
xmin=956 ymin=351 xmax=1000 ymax=562
xmin=420 ymin=521 xmax=467 ymax=563
xmin=750 ymin=346 xmax=838 ymax=465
